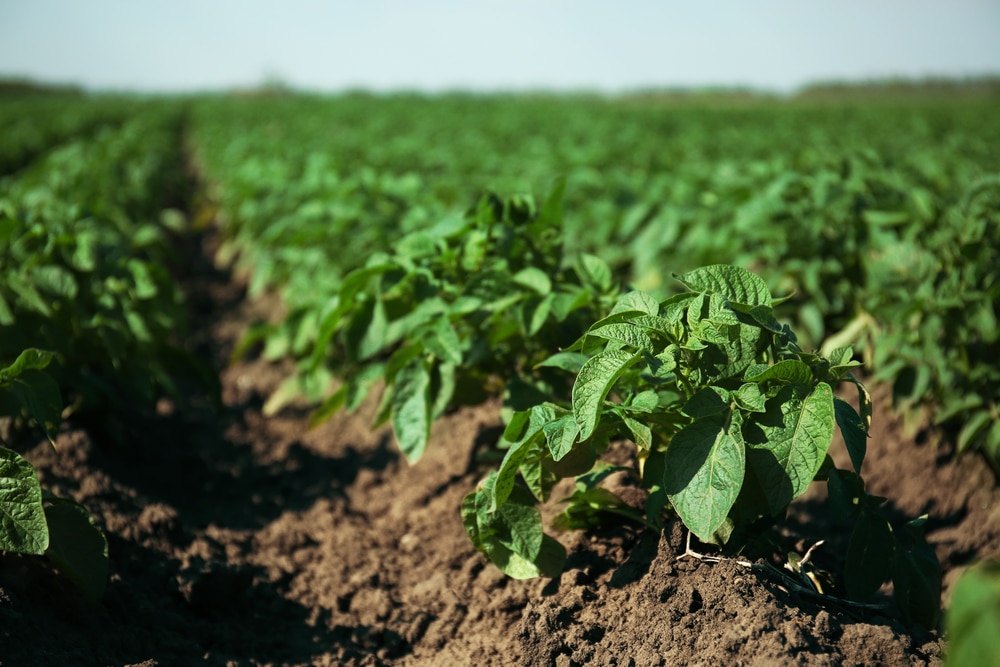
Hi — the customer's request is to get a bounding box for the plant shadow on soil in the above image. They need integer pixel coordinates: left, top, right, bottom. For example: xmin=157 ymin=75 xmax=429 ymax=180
xmin=2 ymin=225 xmax=999 ymax=666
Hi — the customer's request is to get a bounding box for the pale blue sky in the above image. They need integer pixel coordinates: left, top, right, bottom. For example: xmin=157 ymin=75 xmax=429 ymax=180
xmin=1 ymin=0 xmax=998 ymax=93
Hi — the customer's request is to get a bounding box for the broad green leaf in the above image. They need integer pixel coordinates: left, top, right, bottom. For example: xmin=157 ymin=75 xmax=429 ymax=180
xmin=0 ymin=348 xmax=55 ymax=381
xmin=576 ymin=254 xmax=612 ymax=292
xmin=542 ymin=415 xmax=580 ymax=461
xmin=733 ymin=383 xmax=766 ymax=413
xmin=424 ymin=318 xmax=462 ymax=365
xmin=622 ymin=415 xmax=652 ymax=450
xmin=491 ymin=405 xmax=553 ymax=510
xmin=845 ymin=509 xmax=893 ymax=600
xmin=357 ymin=297 xmax=388 ymax=361
xmin=587 ymin=323 xmax=652 ymax=352
xmin=525 ymin=293 xmax=553 ymax=336
xmin=834 ymin=397 xmax=868 ymax=474
xmin=683 ymin=387 xmax=730 ymax=419
xmin=572 ymin=349 xmax=639 ymax=441
xmin=612 ymin=291 xmax=659 ymax=316
xmin=946 ymin=560 xmax=1000 ymax=666
xmin=0 ymin=447 xmax=49 ymax=554
xmin=30 ymin=265 xmax=78 ymax=299
xmin=8 ymin=369 xmax=63 ymax=445
xmin=743 ymin=360 xmax=813 ymax=385
xmin=743 ymin=383 xmax=835 ymax=515
xmin=497 ymin=500 xmax=543 ymax=562
xmin=675 ymin=264 xmax=772 ymax=310
xmin=44 ymin=499 xmax=109 ymax=602
xmin=663 ymin=413 xmax=746 ymax=542
xmin=535 ymin=352 xmax=588 ymax=374
xmin=491 ymin=533 xmax=566 ymax=580
xmin=512 ymin=267 xmax=552 ymax=296
xmin=392 ymin=359 xmax=432 ymax=464
xmin=630 ymin=390 xmax=660 ymax=413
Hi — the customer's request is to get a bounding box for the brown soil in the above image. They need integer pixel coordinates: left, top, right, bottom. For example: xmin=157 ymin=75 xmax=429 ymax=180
xmin=2 ymin=229 xmax=998 ymax=666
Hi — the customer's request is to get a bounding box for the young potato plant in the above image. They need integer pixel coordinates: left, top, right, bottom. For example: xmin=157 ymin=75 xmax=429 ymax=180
xmin=463 ymin=264 xmax=941 ymax=627
xmin=304 ymin=180 xmax=620 ymax=462
xmin=0 ymin=349 xmax=109 ymax=602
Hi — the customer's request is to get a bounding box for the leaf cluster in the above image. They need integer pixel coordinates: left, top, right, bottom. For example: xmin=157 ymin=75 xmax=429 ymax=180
xmin=464 ymin=265 xmax=940 ymax=626
xmin=303 ymin=181 xmax=619 ymax=462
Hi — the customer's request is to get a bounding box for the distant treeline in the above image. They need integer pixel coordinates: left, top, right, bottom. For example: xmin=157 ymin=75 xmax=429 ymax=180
xmin=0 ymin=78 xmax=84 ymax=97
xmin=795 ymin=75 xmax=1000 ymax=101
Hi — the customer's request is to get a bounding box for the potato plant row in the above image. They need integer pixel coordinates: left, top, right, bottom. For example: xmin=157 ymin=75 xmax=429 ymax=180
xmin=0 ymin=101 xmax=210 ymax=600
xmin=0 ymin=95 xmax=142 ymax=176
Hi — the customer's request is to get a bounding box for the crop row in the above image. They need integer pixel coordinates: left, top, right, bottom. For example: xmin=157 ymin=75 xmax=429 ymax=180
xmin=191 ymin=95 xmax=1000 ymax=469
xmin=0 ymin=101 xmax=209 ymax=598
xmin=0 ymin=95 xmax=143 ymax=176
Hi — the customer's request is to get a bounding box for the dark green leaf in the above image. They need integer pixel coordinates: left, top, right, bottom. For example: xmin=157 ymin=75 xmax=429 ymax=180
xmin=0 ymin=447 xmax=48 ymax=554
xmin=392 ymin=359 xmax=432 ymax=464
xmin=845 ymin=509 xmax=893 ymax=600
xmin=44 ymin=499 xmax=109 ymax=602
xmin=663 ymin=412 xmax=746 ymax=542
xmin=834 ymin=397 xmax=868 ymax=474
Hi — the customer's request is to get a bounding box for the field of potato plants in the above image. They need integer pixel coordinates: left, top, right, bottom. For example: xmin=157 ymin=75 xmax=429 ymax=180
xmin=1 ymin=88 xmax=999 ymax=666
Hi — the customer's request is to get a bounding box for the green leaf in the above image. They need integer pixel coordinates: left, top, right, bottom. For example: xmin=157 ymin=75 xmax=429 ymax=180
xmin=308 ymin=385 xmax=347 ymax=429
xmin=575 ymin=254 xmax=612 ymax=292
xmin=683 ymin=387 xmax=730 ymax=419
xmin=0 ymin=348 xmax=55 ymax=381
xmin=542 ymin=415 xmax=581 ymax=461
xmin=8 ymin=369 xmax=63 ymax=445
xmin=535 ymin=351 xmax=588 ymax=374
xmin=675 ymin=264 xmax=772 ymax=310
xmin=512 ymin=267 xmax=552 ymax=296
xmin=743 ymin=360 xmax=814 ymax=385
xmin=622 ymin=415 xmax=652 ymax=450
xmin=587 ymin=322 xmax=653 ymax=352
xmin=957 ymin=410 xmax=992 ymax=454
xmin=491 ymin=405 xmax=554 ymax=510
xmin=834 ymin=397 xmax=868 ymax=474
xmin=663 ymin=412 xmax=746 ymax=542
xmin=30 ymin=265 xmax=78 ymax=299
xmin=629 ymin=390 xmax=660 ymax=413
xmin=44 ymin=499 xmax=109 ymax=602
xmin=391 ymin=359 xmax=432 ymax=464
xmin=0 ymin=447 xmax=49 ymax=554
xmin=733 ymin=383 xmax=766 ymax=413
xmin=534 ymin=176 xmax=566 ymax=231
xmin=845 ymin=509 xmax=893 ymax=600
xmin=743 ymin=383 xmax=835 ymax=515
xmin=946 ymin=560 xmax=1000 ymax=666
xmin=497 ymin=500 xmax=544 ymax=562
xmin=424 ymin=317 xmax=462 ymax=365
xmin=572 ymin=349 xmax=639 ymax=441
xmin=612 ymin=291 xmax=659 ymax=316
xmin=126 ymin=259 xmax=158 ymax=299
xmin=357 ymin=297 xmax=389 ymax=361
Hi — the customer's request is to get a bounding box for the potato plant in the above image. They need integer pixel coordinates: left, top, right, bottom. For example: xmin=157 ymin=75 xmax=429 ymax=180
xmin=301 ymin=181 xmax=620 ymax=462
xmin=463 ymin=265 xmax=940 ymax=627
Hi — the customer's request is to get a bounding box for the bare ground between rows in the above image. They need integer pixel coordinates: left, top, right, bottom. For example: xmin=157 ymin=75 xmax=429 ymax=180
xmin=2 ymin=227 xmax=999 ymax=666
